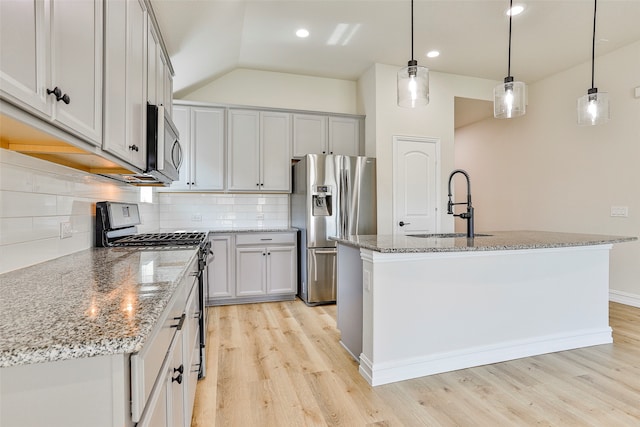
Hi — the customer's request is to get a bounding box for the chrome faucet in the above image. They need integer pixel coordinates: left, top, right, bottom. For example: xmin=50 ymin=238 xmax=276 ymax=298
xmin=447 ymin=169 xmax=474 ymax=238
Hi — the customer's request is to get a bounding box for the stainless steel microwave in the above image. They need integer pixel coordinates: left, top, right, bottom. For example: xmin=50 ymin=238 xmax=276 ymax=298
xmin=146 ymin=103 xmax=182 ymax=184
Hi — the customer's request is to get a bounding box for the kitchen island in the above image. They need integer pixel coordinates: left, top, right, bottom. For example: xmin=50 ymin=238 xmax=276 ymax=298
xmin=333 ymin=231 xmax=636 ymax=386
xmin=0 ymin=247 xmax=200 ymax=427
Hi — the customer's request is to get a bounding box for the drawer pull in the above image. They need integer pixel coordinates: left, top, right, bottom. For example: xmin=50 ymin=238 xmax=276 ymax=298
xmin=172 ymin=373 xmax=183 ymax=384
xmin=174 ymin=364 xmax=184 ymax=374
xmin=260 ymin=238 xmax=273 ymax=241
xmin=171 ymin=313 xmax=186 ymax=330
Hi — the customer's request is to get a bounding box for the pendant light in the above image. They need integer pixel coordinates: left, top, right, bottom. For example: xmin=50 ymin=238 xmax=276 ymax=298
xmin=577 ymin=0 xmax=610 ymax=125
xmin=494 ymin=0 xmax=526 ymax=119
xmin=397 ymin=0 xmax=429 ymax=108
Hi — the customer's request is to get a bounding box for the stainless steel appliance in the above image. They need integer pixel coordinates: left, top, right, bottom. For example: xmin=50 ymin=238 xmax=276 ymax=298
xmin=97 ymin=105 xmax=183 ymax=186
xmin=95 ymin=201 xmax=212 ymax=379
xmin=146 ymin=104 xmax=182 ymax=184
xmin=291 ymin=155 xmax=376 ymax=305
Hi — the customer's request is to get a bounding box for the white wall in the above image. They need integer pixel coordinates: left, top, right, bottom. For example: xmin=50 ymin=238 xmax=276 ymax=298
xmin=455 ymin=40 xmax=640 ymax=300
xmin=181 ymin=68 xmax=358 ymax=114
xmin=0 ymin=148 xmax=159 ymax=274
xmin=358 ymin=64 xmax=497 ymax=234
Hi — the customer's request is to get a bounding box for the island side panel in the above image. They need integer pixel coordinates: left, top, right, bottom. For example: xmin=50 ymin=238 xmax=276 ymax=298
xmin=359 ymin=245 xmax=613 ymax=386
xmin=336 ymin=243 xmax=364 ymax=361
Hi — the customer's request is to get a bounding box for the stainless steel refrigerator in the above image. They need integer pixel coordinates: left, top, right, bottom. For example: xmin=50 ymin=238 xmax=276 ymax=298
xmin=291 ymin=154 xmax=376 ymax=305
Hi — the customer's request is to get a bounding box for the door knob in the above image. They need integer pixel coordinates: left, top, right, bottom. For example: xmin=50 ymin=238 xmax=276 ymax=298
xmin=399 ymin=221 xmax=411 ymax=227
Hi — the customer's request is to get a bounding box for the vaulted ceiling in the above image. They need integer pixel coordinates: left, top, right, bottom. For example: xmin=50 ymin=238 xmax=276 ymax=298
xmin=151 ymin=1 xmax=640 ymax=99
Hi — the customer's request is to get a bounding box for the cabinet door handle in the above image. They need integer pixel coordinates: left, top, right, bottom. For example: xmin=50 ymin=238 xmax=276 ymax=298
xmin=399 ymin=221 xmax=411 ymax=227
xmin=172 ymin=373 xmax=183 ymax=384
xmin=174 ymin=364 xmax=184 ymax=374
xmin=46 ymin=87 xmax=70 ymax=104
xmin=171 ymin=313 xmax=186 ymax=330
xmin=128 ymin=144 xmax=139 ymax=152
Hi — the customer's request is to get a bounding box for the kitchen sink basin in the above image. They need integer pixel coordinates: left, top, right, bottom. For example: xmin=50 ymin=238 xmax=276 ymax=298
xmin=407 ymin=233 xmax=493 ymax=238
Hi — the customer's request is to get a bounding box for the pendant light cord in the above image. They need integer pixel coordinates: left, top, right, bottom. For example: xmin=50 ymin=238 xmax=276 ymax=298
xmin=507 ymin=0 xmax=513 ymax=77
xmin=411 ymin=0 xmax=415 ymax=61
xmin=591 ymin=0 xmax=597 ymax=89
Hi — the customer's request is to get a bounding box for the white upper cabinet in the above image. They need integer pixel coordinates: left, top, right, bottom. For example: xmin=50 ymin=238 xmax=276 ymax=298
xmin=0 ymin=0 xmax=103 ymax=145
xmin=293 ymin=113 xmax=361 ymax=157
xmin=227 ymin=109 xmax=291 ymax=192
xmin=328 ymin=116 xmax=360 ymax=157
xmin=103 ymin=0 xmax=147 ymax=169
xmin=170 ymin=105 xmax=225 ymax=191
xmin=292 ymin=114 xmax=327 ymax=157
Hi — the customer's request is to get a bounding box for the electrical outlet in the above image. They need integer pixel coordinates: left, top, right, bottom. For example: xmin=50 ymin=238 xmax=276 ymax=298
xmin=60 ymin=221 xmax=72 ymax=239
xmin=191 ymin=214 xmax=202 ymax=222
xmin=610 ymin=206 xmax=629 ymax=217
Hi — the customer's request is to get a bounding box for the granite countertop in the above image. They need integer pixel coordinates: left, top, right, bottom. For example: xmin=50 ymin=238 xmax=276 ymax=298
xmin=0 ymin=247 xmax=198 ymax=368
xmin=332 ymin=230 xmax=637 ymax=253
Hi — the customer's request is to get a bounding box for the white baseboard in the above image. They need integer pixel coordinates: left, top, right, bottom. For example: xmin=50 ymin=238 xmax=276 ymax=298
xmin=609 ymin=290 xmax=640 ymax=308
xmin=359 ymin=328 xmax=612 ymax=386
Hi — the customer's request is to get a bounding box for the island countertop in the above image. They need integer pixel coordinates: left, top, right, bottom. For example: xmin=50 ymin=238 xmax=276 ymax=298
xmin=332 ymin=230 xmax=636 ymax=253
xmin=0 ymin=247 xmax=198 ymax=368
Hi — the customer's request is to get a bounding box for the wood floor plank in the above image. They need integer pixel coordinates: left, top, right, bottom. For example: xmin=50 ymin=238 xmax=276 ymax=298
xmin=192 ymin=299 xmax=640 ymax=426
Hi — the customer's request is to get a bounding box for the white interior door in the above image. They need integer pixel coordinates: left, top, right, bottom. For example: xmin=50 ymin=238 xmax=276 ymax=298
xmin=393 ymin=136 xmax=440 ymax=235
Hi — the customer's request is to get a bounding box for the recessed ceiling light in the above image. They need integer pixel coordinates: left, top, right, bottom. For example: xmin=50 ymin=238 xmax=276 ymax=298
xmin=296 ymin=28 xmax=309 ymax=38
xmin=426 ymin=50 xmax=440 ymax=58
xmin=506 ymin=5 xmax=525 ymax=16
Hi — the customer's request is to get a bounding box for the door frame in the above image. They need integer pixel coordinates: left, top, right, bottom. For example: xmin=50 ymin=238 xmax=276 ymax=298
xmin=392 ymin=135 xmax=442 ymax=235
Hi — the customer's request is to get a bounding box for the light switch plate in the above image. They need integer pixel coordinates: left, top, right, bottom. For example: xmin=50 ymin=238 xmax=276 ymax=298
xmin=635 ymin=87 xmax=640 ymax=98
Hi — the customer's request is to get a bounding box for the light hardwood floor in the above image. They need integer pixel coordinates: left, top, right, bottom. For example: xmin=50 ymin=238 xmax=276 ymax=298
xmin=192 ymin=301 xmax=640 ymax=426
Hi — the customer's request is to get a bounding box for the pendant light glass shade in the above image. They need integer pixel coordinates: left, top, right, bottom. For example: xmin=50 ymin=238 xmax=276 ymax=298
xmin=494 ymin=77 xmax=526 ymax=119
xmin=398 ymin=60 xmax=429 ymax=108
xmin=577 ymin=88 xmax=610 ymax=125
xmin=494 ymin=0 xmax=525 ymax=119
xmin=577 ymin=0 xmax=610 ymax=126
xmin=397 ymin=0 xmax=429 ymax=108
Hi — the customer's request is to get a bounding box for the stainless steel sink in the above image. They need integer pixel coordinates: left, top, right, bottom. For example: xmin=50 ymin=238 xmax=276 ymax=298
xmin=407 ymin=233 xmax=492 ymax=238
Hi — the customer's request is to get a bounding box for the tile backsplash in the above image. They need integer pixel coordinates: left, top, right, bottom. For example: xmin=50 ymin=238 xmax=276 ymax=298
xmin=0 ymin=148 xmax=158 ymax=274
xmin=1 ymin=148 xmax=291 ymax=274
xmin=158 ymin=192 xmax=289 ymax=230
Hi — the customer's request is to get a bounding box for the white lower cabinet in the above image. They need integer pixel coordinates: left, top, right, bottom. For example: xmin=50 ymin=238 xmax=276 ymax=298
xmin=207 ymin=234 xmax=234 ymax=300
xmin=135 ymin=258 xmax=200 ymax=427
xmin=208 ymin=231 xmax=297 ymax=306
xmin=0 ymin=256 xmax=200 ymax=427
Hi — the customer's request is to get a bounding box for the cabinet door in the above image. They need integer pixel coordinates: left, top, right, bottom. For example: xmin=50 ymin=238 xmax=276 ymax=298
xmin=50 ymin=0 xmax=103 ymax=145
xmin=170 ymin=106 xmax=191 ymax=190
xmin=266 ymin=245 xmax=297 ymax=294
xmin=293 ymin=114 xmax=327 ymax=157
xmin=260 ymin=111 xmax=291 ymax=192
xmin=208 ymin=235 xmax=234 ymax=300
xmin=0 ymin=0 xmax=49 ymax=115
xmin=103 ymin=0 xmax=146 ymax=168
xmin=192 ymin=107 xmax=225 ymax=190
xmin=329 ymin=116 xmax=360 ymax=156
xmin=147 ymin=19 xmax=159 ymax=106
xmin=168 ymin=331 xmax=185 ymax=427
xmin=235 ymin=246 xmax=266 ymax=296
xmin=227 ymin=109 xmax=260 ymax=191
xmin=125 ymin=0 xmax=147 ymax=168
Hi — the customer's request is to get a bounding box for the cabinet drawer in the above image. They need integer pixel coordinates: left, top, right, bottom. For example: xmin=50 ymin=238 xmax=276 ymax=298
xmin=235 ymin=232 xmax=295 ymax=246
